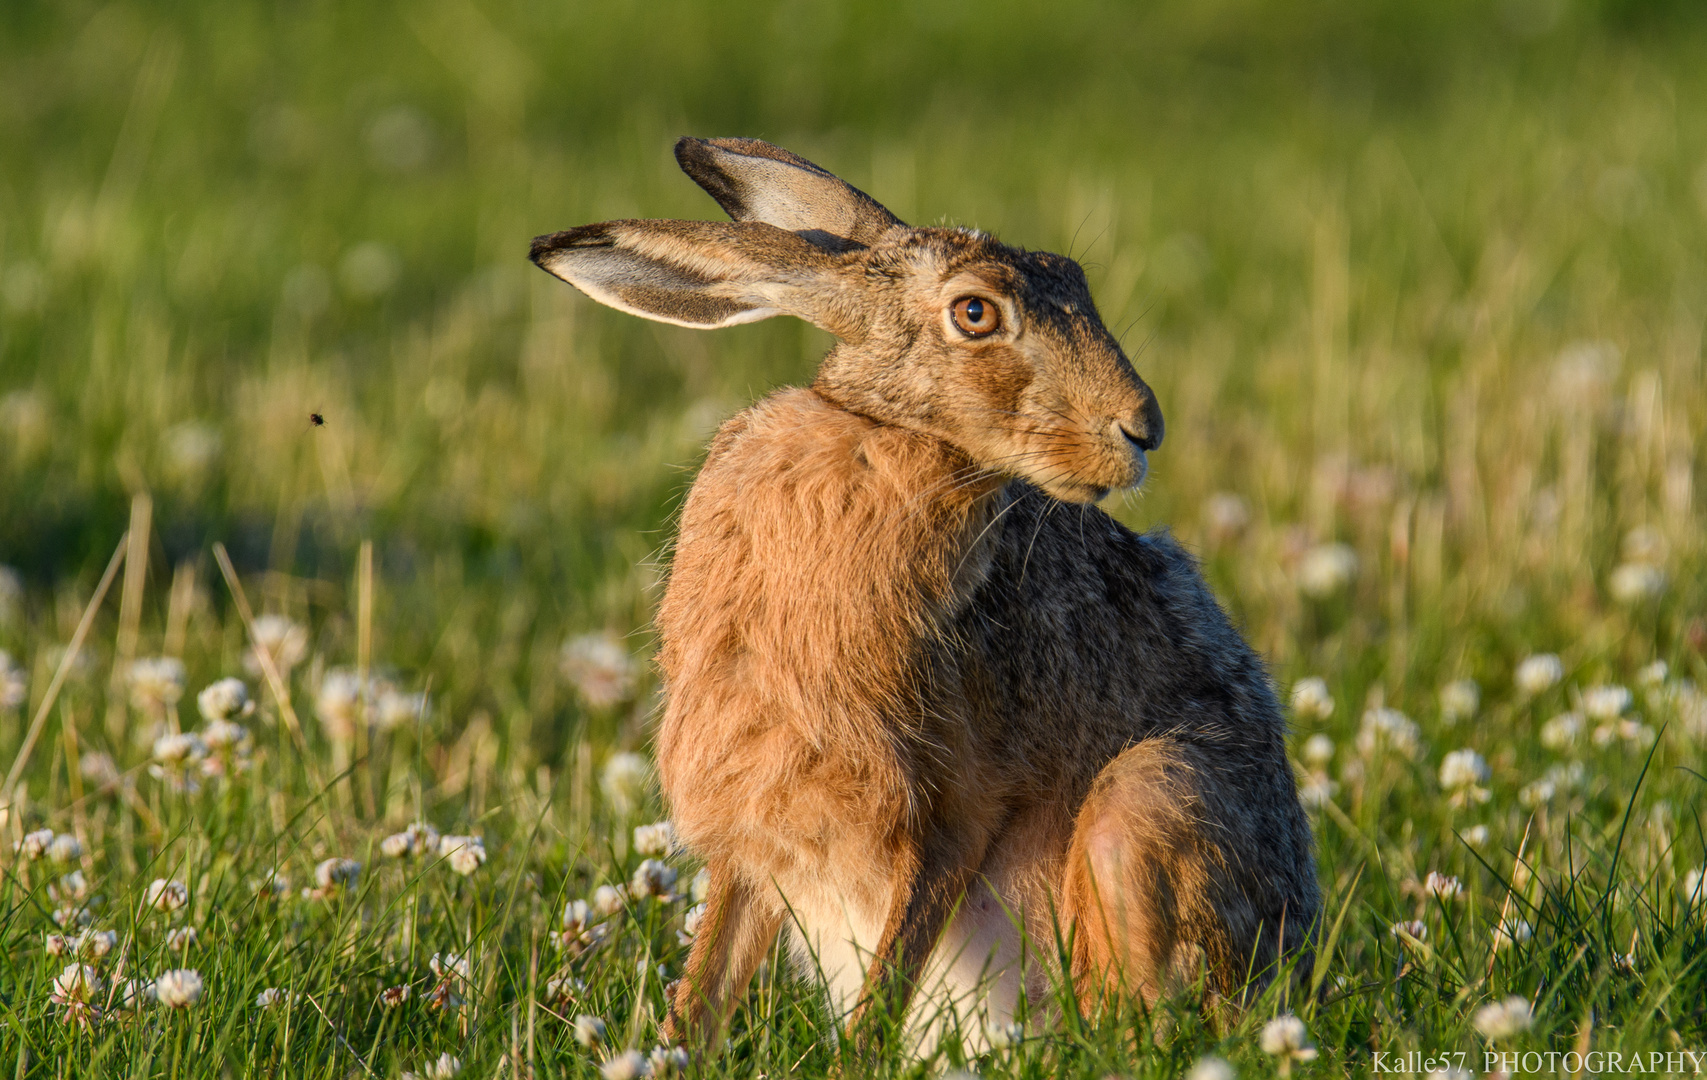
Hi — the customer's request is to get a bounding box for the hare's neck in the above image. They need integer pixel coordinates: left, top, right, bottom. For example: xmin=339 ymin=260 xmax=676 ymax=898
xmin=656 ymin=388 xmax=1005 ymax=748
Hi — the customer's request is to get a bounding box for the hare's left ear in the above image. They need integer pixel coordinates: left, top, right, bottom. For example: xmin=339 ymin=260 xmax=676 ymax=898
xmin=530 ymin=218 xmax=865 ymax=338
xmin=675 ymin=137 xmax=903 ymax=249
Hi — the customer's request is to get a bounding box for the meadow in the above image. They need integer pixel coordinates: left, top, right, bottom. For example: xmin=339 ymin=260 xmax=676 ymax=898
xmin=3 ymin=0 xmax=1707 ymax=1075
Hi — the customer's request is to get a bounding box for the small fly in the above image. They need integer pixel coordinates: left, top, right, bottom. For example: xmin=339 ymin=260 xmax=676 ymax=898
xmin=308 ymin=412 xmax=326 ymax=429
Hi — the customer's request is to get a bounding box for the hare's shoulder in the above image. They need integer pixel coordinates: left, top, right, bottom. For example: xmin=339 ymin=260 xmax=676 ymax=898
xmin=959 ymin=484 xmax=1282 ymax=749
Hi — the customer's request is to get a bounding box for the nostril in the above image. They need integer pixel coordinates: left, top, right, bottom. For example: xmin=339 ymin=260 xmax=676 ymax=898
xmin=1120 ymin=423 xmax=1159 ymax=453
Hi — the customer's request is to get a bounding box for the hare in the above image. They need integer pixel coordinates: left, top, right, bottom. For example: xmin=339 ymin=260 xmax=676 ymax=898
xmin=531 ymin=138 xmax=1319 ymax=1053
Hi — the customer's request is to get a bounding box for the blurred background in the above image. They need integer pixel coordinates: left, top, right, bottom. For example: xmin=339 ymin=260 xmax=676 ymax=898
xmin=2 ymin=0 xmax=1705 ymax=763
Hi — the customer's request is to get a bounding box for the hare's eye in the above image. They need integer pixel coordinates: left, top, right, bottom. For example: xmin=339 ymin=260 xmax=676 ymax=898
xmin=951 ymin=296 xmax=1001 ymax=337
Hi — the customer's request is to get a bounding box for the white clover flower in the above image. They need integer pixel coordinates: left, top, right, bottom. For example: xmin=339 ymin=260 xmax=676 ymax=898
xmin=379 ymin=984 xmax=412 ymax=1008
xmin=1514 ymin=654 xmax=1564 ymax=695
xmin=561 ymin=632 xmax=639 ymax=709
xmin=166 ymin=926 xmax=199 ymax=951
xmin=648 ymin=1045 xmax=691 ymax=1077
xmin=145 ymin=878 xmax=189 ymax=913
xmin=155 ymin=968 xmax=204 ymax=1009
xmin=1187 ymin=1056 xmax=1236 ymax=1080
xmin=1493 ymin=920 xmax=1533 ymax=950
xmin=314 ymin=857 xmax=361 ymax=892
xmin=1300 ymin=733 xmax=1335 ymax=768
xmin=546 ymin=971 xmax=587 ymax=1002
xmin=127 ymin=657 xmax=187 ymax=711
xmin=48 ymin=871 xmax=89 ymax=904
xmin=373 ymin=688 xmax=430 ymax=731
xmin=437 ymin=835 xmax=486 ymax=876
xmin=1581 ymin=684 xmax=1632 ymax=720
xmin=600 ymin=1049 xmax=652 ymax=1080
xmin=601 ymin=752 xmax=653 ymax=816
xmin=678 ymin=903 xmax=706 ymax=947
xmin=80 ymin=752 xmax=119 ymax=788
xmin=1202 ymin=492 xmax=1250 ymax=541
xmin=200 ymin=719 xmax=252 ymax=762
xmin=690 ymin=867 xmax=710 ymax=903
xmin=1297 ymin=774 xmax=1338 ymax=809
xmin=593 ymin=883 xmax=628 ymax=917
xmin=51 ymin=962 xmax=102 ymax=1006
xmin=573 ymin=1013 xmax=609 ymax=1047
xmin=1609 ymin=563 xmax=1665 ymax=604
xmin=1520 ymin=778 xmax=1557 ymax=807
xmin=315 ymin=668 xmax=369 ymax=741
xmin=983 ymin=1018 xmax=1024 ymax=1050
xmin=44 ymin=933 xmax=69 ymax=957
xmin=1611 ymin=719 xmax=1655 ymax=747
xmin=423 ymin=1054 xmax=462 ymax=1080
xmin=1637 ymin=660 xmax=1669 ymax=688
xmin=1258 ymin=1013 xmax=1318 ymax=1062
xmin=46 ymin=833 xmax=83 ymax=864
xmin=1439 ymin=749 xmax=1489 ymax=791
xmin=252 ymin=869 xmax=290 ymax=899
xmin=430 ymin=952 xmax=471 ymax=983
xmin=245 ymin=614 xmax=308 ymax=676
xmin=0 ymin=649 xmax=26 ymax=710
xmin=117 ymin=978 xmax=157 ymax=1010
xmin=78 ymin=928 xmax=117 ymax=960
xmin=1298 ymin=543 xmax=1358 ymax=598
xmin=1462 ymin=824 xmax=1490 ymax=848
xmin=630 ymin=859 xmax=678 ymax=900
xmin=381 ymin=821 xmax=441 ymax=859
xmin=1473 ymin=995 xmax=1532 ymax=1040
xmin=1390 ymin=919 xmax=1428 ymax=943
xmin=256 ymin=987 xmax=291 ymax=1009
xmin=1356 ymin=707 xmax=1420 ymax=759
xmin=196 ymin=678 xmax=254 ymax=722
xmin=1540 ymin=711 xmax=1584 ymax=751
xmin=633 ymin=821 xmax=677 ymax=858
xmin=153 ymin=732 xmax=207 ymax=765
xmin=563 ymin=898 xmax=595 ymax=934
xmin=1290 ymin=678 xmax=1335 ymax=721
xmin=15 ymin=828 xmax=53 ymax=860
xmin=1439 ymin=679 xmax=1480 ymax=724
xmin=1423 ymin=871 xmax=1462 ymax=901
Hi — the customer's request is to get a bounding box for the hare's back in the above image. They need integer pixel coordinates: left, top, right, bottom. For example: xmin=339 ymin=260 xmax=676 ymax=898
xmin=952 ymin=484 xmax=1288 ymax=780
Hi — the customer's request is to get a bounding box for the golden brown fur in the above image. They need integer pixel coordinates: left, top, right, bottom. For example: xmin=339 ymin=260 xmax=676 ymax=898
xmin=530 ymin=137 xmax=1319 ymax=1055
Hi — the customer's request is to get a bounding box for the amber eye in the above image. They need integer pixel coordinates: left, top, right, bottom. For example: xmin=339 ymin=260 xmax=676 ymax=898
xmin=950 ymin=296 xmax=1001 ymax=337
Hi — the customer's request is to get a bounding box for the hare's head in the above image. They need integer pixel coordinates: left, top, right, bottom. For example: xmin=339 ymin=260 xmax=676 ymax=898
xmin=531 ymin=138 xmax=1162 ymax=504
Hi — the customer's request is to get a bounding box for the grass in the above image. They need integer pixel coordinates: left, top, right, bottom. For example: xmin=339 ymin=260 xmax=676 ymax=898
xmin=3 ymin=0 xmax=1707 ymax=1075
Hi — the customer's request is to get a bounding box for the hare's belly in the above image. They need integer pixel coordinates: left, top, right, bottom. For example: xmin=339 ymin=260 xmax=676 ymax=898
xmin=775 ymin=838 xmax=1045 ymax=1053
xmin=773 ymin=868 xmax=886 ymax=1022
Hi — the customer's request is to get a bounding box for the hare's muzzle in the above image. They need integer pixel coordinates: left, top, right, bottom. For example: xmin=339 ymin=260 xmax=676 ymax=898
xmin=1113 ymin=390 xmax=1164 ymax=487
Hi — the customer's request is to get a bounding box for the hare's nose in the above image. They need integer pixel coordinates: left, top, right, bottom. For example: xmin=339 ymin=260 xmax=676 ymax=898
xmin=1118 ymin=393 xmax=1164 ymax=452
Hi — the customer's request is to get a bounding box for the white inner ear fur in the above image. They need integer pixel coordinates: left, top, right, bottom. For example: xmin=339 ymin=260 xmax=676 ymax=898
xmin=535 ymin=246 xmax=786 ymax=331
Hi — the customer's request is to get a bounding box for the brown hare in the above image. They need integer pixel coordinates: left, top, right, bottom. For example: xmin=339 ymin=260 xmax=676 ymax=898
xmin=531 ymin=138 xmax=1318 ymax=1054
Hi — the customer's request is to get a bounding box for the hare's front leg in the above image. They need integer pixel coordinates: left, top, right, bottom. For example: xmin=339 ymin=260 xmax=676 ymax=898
xmin=663 ymin=860 xmax=783 ymax=1050
xmin=847 ymin=831 xmax=984 ymax=1051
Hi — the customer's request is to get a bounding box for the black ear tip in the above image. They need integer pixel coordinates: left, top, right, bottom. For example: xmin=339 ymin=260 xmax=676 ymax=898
xmin=674 ymin=136 xmax=712 ymax=170
xmin=528 ymin=233 xmax=561 ymax=266
xmin=529 ymin=226 xmax=610 ymax=267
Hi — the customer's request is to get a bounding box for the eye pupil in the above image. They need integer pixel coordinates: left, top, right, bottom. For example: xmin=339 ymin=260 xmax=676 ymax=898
xmin=952 ymin=296 xmax=999 ymax=336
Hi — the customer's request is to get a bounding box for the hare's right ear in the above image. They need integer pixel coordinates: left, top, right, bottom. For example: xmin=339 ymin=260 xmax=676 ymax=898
xmin=530 ymin=219 xmax=864 ymax=338
xmin=675 ymin=137 xmax=903 ymax=249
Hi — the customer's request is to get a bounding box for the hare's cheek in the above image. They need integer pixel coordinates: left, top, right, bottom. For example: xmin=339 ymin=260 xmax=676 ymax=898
xmin=968 ymin=352 xmax=1034 ymax=418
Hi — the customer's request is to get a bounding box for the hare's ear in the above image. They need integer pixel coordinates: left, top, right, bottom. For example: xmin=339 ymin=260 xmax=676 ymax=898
xmin=530 ymin=218 xmax=863 ymax=337
xmin=675 ymin=137 xmax=903 ymax=250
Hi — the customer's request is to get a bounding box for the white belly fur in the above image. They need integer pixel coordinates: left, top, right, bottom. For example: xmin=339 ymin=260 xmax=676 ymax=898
xmin=775 ymin=873 xmax=1028 ymax=1055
